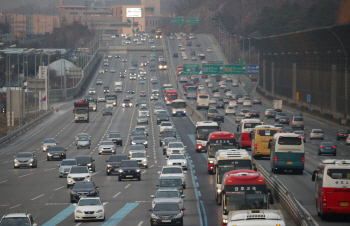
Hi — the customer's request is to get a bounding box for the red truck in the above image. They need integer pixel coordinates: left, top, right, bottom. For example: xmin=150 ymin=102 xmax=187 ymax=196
xmin=73 ymin=100 xmax=89 ymax=123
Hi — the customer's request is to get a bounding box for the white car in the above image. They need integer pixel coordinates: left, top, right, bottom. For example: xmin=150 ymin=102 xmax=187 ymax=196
xmin=154 ymin=106 xmax=164 ymax=115
xmin=67 ymin=166 xmax=91 ymax=188
xmin=99 ymin=70 xmax=104 ymax=74
xmin=74 ymin=197 xmax=105 ymax=221
xmin=137 ymin=41 xmax=142 ymax=45
xmin=133 ymin=38 xmax=138 ymax=42
xmin=96 ymin=79 xmax=103 ymax=85
xmin=225 ymin=106 xmax=236 ymax=115
xmin=151 ymin=94 xmax=158 ymax=100
xmin=130 ymin=151 xmax=148 ymax=168
xmin=229 ymin=100 xmax=237 ymax=107
xmin=346 ymin=135 xmax=350 ymax=145
xmin=243 ymin=100 xmax=252 ymax=107
xmin=98 ymin=141 xmax=116 ymax=155
xmin=110 ymin=68 xmax=116 ymax=73
xmin=208 ymin=82 xmax=213 ymax=88
xmin=207 ymin=47 xmax=212 ymax=52
xmin=309 ymin=129 xmax=324 ymax=140
xmin=166 ymin=154 xmax=188 ymax=170
xmin=198 ymin=85 xmax=204 ymax=90
xmin=139 ymin=107 xmax=149 ymax=117
xmin=213 ymin=92 xmax=221 ymax=98
xmin=108 ymin=55 xmax=112 ymax=58
xmin=202 ymin=60 xmax=207 ymax=64
xmin=158 ymin=166 xmax=187 ymax=188
xmin=166 ymin=142 xmax=186 ymax=157
xmin=159 ymin=122 xmax=173 ymax=133
xmin=182 ymin=55 xmax=188 ymax=60
xmin=209 ymin=98 xmax=217 ymax=104
xmin=220 ymin=83 xmax=226 ymax=88
xmin=98 ymin=96 xmax=105 ymax=102
xmin=240 ymin=109 xmax=250 ymax=118
xmin=232 ymin=82 xmax=239 ymax=87
xmin=140 ymin=69 xmax=147 ymax=75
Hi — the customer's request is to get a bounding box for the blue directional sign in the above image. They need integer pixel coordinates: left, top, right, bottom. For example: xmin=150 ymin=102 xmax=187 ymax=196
xmin=247 ymin=65 xmax=259 ymax=75
xmin=306 ymin=94 xmax=311 ymax=103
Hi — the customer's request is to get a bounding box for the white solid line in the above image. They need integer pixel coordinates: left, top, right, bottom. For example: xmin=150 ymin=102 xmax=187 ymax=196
xmin=125 ymin=184 xmax=131 ymax=189
xmin=113 ymin=192 xmax=121 ymax=198
xmin=137 ymin=221 xmax=144 ymax=226
xmin=3 ymin=160 xmax=13 ymax=163
xmin=31 ymin=194 xmax=45 ymax=200
xmin=141 ymin=170 xmax=146 ymax=174
xmin=75 ymin=223 xmax=81 ymax=226
xmin=0 ymin=180 xmax=7 ymax=184
xmin=18 ymin=173 xmax=34 ymax=178
xmin=54 ymin=186 xmax=65 ymax=191
xmin=44 ymin=168 xmax=56 ymax=171
xmin=9 ymin=204 xmax=21 ymax=209
xmin=150 ymin=165 xmax=154 ymax=168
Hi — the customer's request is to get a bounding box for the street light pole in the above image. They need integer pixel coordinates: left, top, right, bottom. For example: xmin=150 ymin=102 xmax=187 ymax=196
xmin=18 ymin=53 xmax=21 ymax=127
xmin=243 ymin=36 xmax=245 ymax=62
xmin=248 ymin=38 xmax=251 ymax=65
xmin=26 ymin=55 xmax=29 ymax=123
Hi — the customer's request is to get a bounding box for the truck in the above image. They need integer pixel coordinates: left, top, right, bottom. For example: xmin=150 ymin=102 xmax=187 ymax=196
xmin=249 ymin=74 xmax=259 ymax=82
xmin=114 ymin=81 xmax=123 ymax=92
xmin=105 ymin=95 xmax=117 ymax=107
xmin=273 ymin=99 xmax=282 ymax=112
xmin=156 ymin=29 xmax=163 ymax=39
xmin=198 ymin=53 xmax=205 ymax=60
xmin=73 ymin=101 xmax=89 ymax=123
xmin=88 ymin=99 xmax=97 ymax=111
xmin=227 ymin=210 xmax=286 ymax=226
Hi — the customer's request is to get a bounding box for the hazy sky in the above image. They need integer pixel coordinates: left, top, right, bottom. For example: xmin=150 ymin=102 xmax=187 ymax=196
xmin=0 ymin=0 xmax=59 ymax=13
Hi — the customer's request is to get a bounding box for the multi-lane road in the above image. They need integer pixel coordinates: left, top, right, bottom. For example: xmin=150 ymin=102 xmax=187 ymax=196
xmin=0 ymin=33 xmax=349 ymax=226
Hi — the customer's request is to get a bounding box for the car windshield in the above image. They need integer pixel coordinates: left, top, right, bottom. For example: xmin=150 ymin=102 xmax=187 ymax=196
xmin=209 ymin=109 xmax=218 ymax=113
xmin=154 ymin=203 xmax=179 ymax=211
xmin=70 ymin=167 xmax=88 ymax=174
xmin=61 ymin=160 xmax=77 ymax=166
xmin=109 ymin=155 xmax=128 ymax=162
xmin=78 ymin=136 xmax=89 ymax=141
xmin=169 ymin=155 xmax=185 ymax=160
xmin=101 ymin=141 xmax=114 ymax=146
xmin=74 ymin=182 xmax=94 ymax=189
xmin=132 ymin=131 xmax=144 ymax=136
xmin=134 ymin=136 xmax=146 ymax=141
xmin=78 ymin=199 xmax=101 ymax=206
xmin=49 ymin=147 xmax=65 ymax=152
xmin=109 ymin=133 xmax=121 ymax=138
xmin=165 ymin=138 xmax=177 ymax=145
xmin=0 ymin=217 xmax=30 ymax=225
xmin=121 ymin=161 xmax=138 ymax=167
xmin=135 ymin=127 xmax=146 ymax=132
xmin=168 ymin=143 xmax=183 ymax=148
xmin=159 ymin=113 xmax=168 ymax=117
xmin=156 ymin=191 xmax=179 ymax=198
xmin=161 ymin=123 xmax=172 ymax=126
xmin=163 ymin=168 xmax=182 ymax=174
xmin=76 ymin=109 xmax=87 ymax=114
xmin=16 ymin=153 xmax=32 ymax=158
xmin=160 ymin=179 xmax=182 ymax=187
xmin=44 ymin=139 xmax=56 ymax=143
xmin=75 ymin=157 xmax=91 ymax=165
xmin=138 ymin=116 xmax=147 ymax=120
xmin=132 ymin=153 xmax=146 ymax=158
xmin=130 ymin=145 xmax=145 ymax=150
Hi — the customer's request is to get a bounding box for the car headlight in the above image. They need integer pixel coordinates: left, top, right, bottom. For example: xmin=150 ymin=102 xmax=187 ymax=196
xmin=14 ymin=159 xmax=19 ymax=163
xmin=167 ymin=162 xmax=172 ymax=165
xmin=183 ymin=111 xmax=186 ymax=113
xmin=142 ymin=159 xmax=147 ymax=162
xmin=107 ymin=164 xmax=112 ymax=167
xmin=143 ymin=141 xmax=148 ymax=144
xmin=59 ymin=167 xmax=64 ymax=172
xmin=76 ymin=210 xmax=82 ymax=213
xmin=85 ymin=176 xmax=90 ymax=179
xmin=132 ymin=141 xmax=136 ymax=145
xmin=151 ymin=213 xmax=159 ymax=219
xmin=223 ymin=219 xmax=228 ymax=224
xmin=217 ymin=188 xmax=222 ymax=194
xmin=175 ymin=213 xmax=182 ymax=218
xmin=209 ymin=160 xmax=214 ymax=164
xmin=71 ymin=191 xmax=77 ymax=194
xmin=173 ymin=111 xmax=176 ymax=114
xmin=119 ymin=169 xmax=123 ymax=173
xmin=47 ymin=153 xmax=52 ymax=156
xmin=43 ymin=147 xmax=46 ymax=150
xmin=87 ymin=163 xmax=91 ymax=166
xmin=136 ymin=169 xmax=141 ymax=172
xmin=96 ymin=209 xmax=103 ymax=213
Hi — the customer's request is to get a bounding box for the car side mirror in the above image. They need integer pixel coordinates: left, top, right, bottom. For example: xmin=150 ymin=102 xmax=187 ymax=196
xmin=92 ymin=159 xmax=95 ymax=161
xmin=312 ymin=171 xmax=316 ymax=181
xmin=33 ymin=224 xmax=38 ymax=226
xmin=249 ymin=132 xmax=252 ymax=139
xmin=105 ymin=160 xmax=108 ymax=162
xmin=147 ymin=156 xmax=149 ymax=158
xmin=181 ymin=208 xmax=186 ymax=211
xmin=151 ymin=195 xmax=155 ymax=198
xmin=184 ymin=146 xmax=187 ymax=148
xmin=181 ymin=195 xmax=185 ymax=198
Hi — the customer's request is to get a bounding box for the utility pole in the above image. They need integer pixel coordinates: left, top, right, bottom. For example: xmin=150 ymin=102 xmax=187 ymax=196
xmin=18 ymin=53 xmax=21 ymax=127
xmin=26 ymin=54 xmax=29 ymax=123
xmin=248 ymin=38 xmax=251 ymax=65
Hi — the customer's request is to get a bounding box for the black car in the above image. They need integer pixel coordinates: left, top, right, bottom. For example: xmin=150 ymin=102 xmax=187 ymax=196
xmin=278 ymin=116 xmax=290 ymax=125
xmin=216 ymin=101 xmax=225 ymax=109
xmin=119 ymin=72 xmax=125 ymax=78
xmin=150 ymin=202 xmax=185 ymax=226
xmin=318 ymin=142 xmax=337 ymax=156
xmin=157 ymin=113 xmax=169 ymax=124
xmin=213 ymin=113 xmax=225 ymax=122
xmin=122 ymin=99 xmax=132 ymax=108
xmin=235 ymin=94 xmax=243 ymax=100
xmin=127 ymin=89 xmax=135 ymax=94
xmin=106 ymin=154 xmax=128 ymax=175
xmin=108 ymin=132 xmax=123 ymax=146
xmin=103 ymin=86 xmax=109 ymax=93
xmin=131 ymin=136 xmax=148 ymax=148
xmin=47 ymin=146 xmax=67 ymax=161
xmin=75 ymin=155 xmax=96 ymax=172
xmin=159 ymin=132 xmax=176 ymax=146
xmin=337 ymin=129 xmax=349 ymax=140
xmin=173 ymin=53 xmax=178 ymax=57
xmin=267 ymin=110 xmax=277 ymax=119
xmin=191 ymin=51 xmax=196 ymax=56
xmin=70 ymin=181 xmax=99 ymax=203
xmin=84 ymin=95 xmax=92 ymax=102
xmin=249 ymin=110 xmax=260 ymax=118
xmin=0 ymin=103 xmax=5 ymax=113
xmin=118 ymin=160 xmax=141 ymax=181
xmin=102 ymin=107 xmax=112 ymax=116
xmin=211 ymin=87 xmax=219 ymax=93
xmin=136 ymin=98 xmax=147 ymax=107
xmin=281 ymin=127 xmax=294 ymax=133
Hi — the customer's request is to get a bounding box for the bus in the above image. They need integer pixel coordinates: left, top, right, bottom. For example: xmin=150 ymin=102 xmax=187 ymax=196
xmin=251 ymin=125 xmax=279 ymax=159
xmin=165 ymin=90 xmax=177 ymax=105
xmin=179 ymin=74 xmax=188 ymax=82
xmin=227 ymin=210 xmax=286 ymax=226
xmin=177 ymin=65 xmax=183 ymax=75
xmin=195 ymin=121 xmax=220 ymax=153
xmin=237 ymin=118 xmax=262 ymax=149
xmin=162 ymin=84 xmax=173 ymax=96
xmin=171 ymin=99 xmax=186 ymax=116
xmin=183 ymin=83 xmax=194 ymax=95
xmin=159 ymin=60 xmax=167 ymax=70
xmin=269 ymin=133 xmax=305 ymax=174
xmin=312 ymin=159 xmax=350 ymax=219
xmin=156 ymin=29 xmax=162 ymax=39
xmin=214 ymin=149 xmax=254 ymax=204
xmin=186 ymin=86 xmax=197 ymax=99
xmin=221 ymin=170 xmax=274 ymax=225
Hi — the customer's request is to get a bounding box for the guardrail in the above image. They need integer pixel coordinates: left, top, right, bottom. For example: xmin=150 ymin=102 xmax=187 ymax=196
xmin=0 ymin=110 xmax=54 ymax=144
xmin=258 ymin=165 xmax=318 ymax=226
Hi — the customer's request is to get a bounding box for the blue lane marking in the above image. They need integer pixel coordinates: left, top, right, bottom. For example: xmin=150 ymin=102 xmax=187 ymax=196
xmin=195 ymin=176 xmax=197 ymax=180
xmin=196 ymin=182 xmax=199 ymax=187
xmin=304 ymin=171 xmax=312 ymax=177
xmin=198 ymin=191 xmax=201 ymax=197
xmin=193 ymin=170 xmax=196 ymax=174
xmin=42 ymin=205 xmax=75 ymax=226
xmin=188 ymin=134 xmax=207 ymax=160
xmin=102 ymin=203 xmax=139 ymax=226
xmin=190 ymin=159 xmax=193 ymax=163
xmin=200 ymin=201 xmax=208 ymax=226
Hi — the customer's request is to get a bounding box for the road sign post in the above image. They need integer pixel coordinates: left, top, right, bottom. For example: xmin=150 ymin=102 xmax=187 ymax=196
xmin=224 ymin=65 xmax=246 ymax=74
xmin=202 ymin=65 xmax=224 ymax=75
xmin=183 ymin=64 xmax=199 ymax=75
xmin=306 ymin=94 xmax=311 ymax=103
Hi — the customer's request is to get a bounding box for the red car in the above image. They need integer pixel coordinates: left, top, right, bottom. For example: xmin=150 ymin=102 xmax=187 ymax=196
xmin=196 ymin=43 xmax=201 ymax=46
xmin=202 ymin=74 xmax=208 ymax=78
xmin=186 ymin=37 xmax=190 ymax=40
xmin=104 ymin=68 xmax=108 ymax=72
xmin=140 ymin=91 xmax=146 ymax=97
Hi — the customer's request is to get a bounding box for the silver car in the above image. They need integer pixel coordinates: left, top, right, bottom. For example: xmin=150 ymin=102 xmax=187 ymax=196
xmin=310 ymin=129 xmax=324 ymax=140
xmin=77 ymin=136 xmax=91 ymax=149
xmin=42 ymin=138 xmax=57 ymax=152
xmin=98 ymin=96 xmax=105 ymax=102
xmin=98 ymin=141 xmax=116 ymax=155
xmin=129 ymin=145 xmax=147 ymax=158
xmin=137 ymin=116 xmax=149 ymax=124
xmin=135 ymin=126 xmax=148 ymax=136
xmin=58 ymin=159 xmax=77 ymax=178
xmin=235 ymin=113 xmax=245 ymax=123
xmin=76 ymin=133 xmax=91 ymax=146
xmin=207 ymin=108 xmax=219 ymax=119
xmin=14 ymin=152 xmax=37 ymax=168
xmin=151 ymin=189 xmax=185 ymax=209
xmin=166 ymin=154 xmax=188 ymax=170
xmin=130 ymin=151 xmax=148 ymax=168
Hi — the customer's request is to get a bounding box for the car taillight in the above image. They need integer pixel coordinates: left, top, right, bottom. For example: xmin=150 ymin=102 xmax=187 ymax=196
xmin=332 ymin=146 xmax=336 ymax=149
xmin=320 ymin=146 xmax=324 ymax=148
xmin=340 ymin=134 xmax=343 ymax=136
xmin=249 ymin=113 xmax=252 ymax=115
xmin=302 ymin=157 xmax=305 ymax=163
xmin=303 ymin=122 xmax=305 ymax=125
xmin=282 ymin=131 xmax=286 ymax=133
xmin=275 ymin=156 xmax=278 ymax=163
xmin=292 ymin=122 xmax=294 ymax=125
xmin=214 ymin=116 xmax=217 ymax=118
xmin=255 ymin=144 xmax=257 ymax=151
xmin=258 ymin=113 xmax=260 ymax=115
xmin=216 ymin=105 xmax=218 ymax=107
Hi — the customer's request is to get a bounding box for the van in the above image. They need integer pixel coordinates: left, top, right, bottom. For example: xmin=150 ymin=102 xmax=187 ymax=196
xmin=291 ymin=116 xmax=304 ymax=130
xmin=196 ymin=94 xmax=210 ymax=110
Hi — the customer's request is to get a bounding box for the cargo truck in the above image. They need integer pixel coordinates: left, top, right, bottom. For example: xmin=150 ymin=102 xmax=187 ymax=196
xmin=273 ymin=99 xmax=282 ymax=112
xmin=114 ymin=81 xmax=123 ymax=92
xmin=73 ymin=101 xmax=89 ymax=123
xmin=105 ymin=95 xmax=117 ymax=107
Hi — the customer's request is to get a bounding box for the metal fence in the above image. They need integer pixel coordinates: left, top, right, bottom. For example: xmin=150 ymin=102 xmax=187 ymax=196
xmin=255 ymin=23 xmax=350 ymax=122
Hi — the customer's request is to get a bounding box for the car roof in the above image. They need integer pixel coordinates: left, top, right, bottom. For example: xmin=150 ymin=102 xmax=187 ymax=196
xmin=2 ymin=213 xmax=31 ymax=218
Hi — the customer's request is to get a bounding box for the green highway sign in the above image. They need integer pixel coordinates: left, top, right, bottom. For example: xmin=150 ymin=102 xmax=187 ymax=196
xmin=186 ymin=16 xmax=199 ymax=25
xmin=225 ymin=65 xmax=246 ymax=74
xmin=183 ymin=64 xmax=199 ymax=75
xmin=171 ymin=17 xmax=184 ymax=24
xmin=208 ymin=61 xmax=224 ymax=65
xmin=239 ymin=61 xmax=246 ymax=65
xmin=202 ymin=64 xmax=224 ymax=75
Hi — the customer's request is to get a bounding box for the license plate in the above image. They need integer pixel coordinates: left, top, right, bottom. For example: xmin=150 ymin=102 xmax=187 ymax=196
xmin=287 ymin=161 xmax=293 ymax=164
xmin=85 ymin=214 xmax=93 ymax=217
xmin=162 ymin=220 xmax=171 ymax=223
xmin=340 ymin=202 xmax=348 ymax=206
xmin=79 ymin=195 xmax=86 ymax=198
xmin=325 ymin=147 xmax=331 ymax=149
xmin=126 ymin=175 xmax=133 ymax=177
xmin=54 ymin=156 xmax=60 ymax=158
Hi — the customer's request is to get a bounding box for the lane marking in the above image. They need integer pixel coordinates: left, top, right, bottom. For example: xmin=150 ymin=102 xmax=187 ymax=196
xmin=44 ymin=168 xmax=56 ymax=171
xmin=9 ymin=204 xmax=21 ymax=209
xmin=42 ymin=204 xmax=75 ymax=226
xmin=102 ymin=203 xmax=139 ymax=226
xmin=54 ymin=186 xmax=65 ymax=191
xmin=31 ymin=194 xmax=45 ymax=200
xmin=125 ymin=184 xmax=131 ymax=189
xmin=0 ymin=180 xmax=7 ymax=184
xmin=113 ymin=192 xmax=121 ymax=198
xmin=200 ymin=200 xmax=208 ymax=226
xmin=137 ymin=221 xmax=144 ymax=226
xmin=18 ymin=173 xmax=34 ymax=178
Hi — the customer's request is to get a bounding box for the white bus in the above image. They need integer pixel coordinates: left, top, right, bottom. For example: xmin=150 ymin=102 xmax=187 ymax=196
xmin=227 ymin=210 xmax=286 ymax=226
xmin=171 ymin=99 xmax=186 ymax=116
xmin=196 ymin=93 xmax=210 ymax=110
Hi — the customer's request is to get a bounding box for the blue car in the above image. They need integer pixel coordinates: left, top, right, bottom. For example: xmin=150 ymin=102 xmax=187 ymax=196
xmin=318 ymin=142 xmax=336 ymax=156
xmin=139 ymin=79 xmax=145 ymax=84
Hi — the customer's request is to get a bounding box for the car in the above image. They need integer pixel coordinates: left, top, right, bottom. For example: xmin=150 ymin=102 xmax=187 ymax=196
xmin=108 ymin=54 xmax=112 ymax=58
xmin=84 ymin=95 xmax=92 ymax=101
xmin=235 ymin=94 xmax=243 ymax=100
xmin=122 ymin=99 xmax=132 ymax=107
xmin=240 ymin=109 xmax=250 ymax=118
xmin=274 ymin=124 xmax=284 ymax=129
xmin=292 ymin=113 xmax=303 ymax=118
xmin=160 ymin=122 xmax=173 ymax=133
xmin=207 ymin=47 xmax=212 ymax=52
xmin=207 ymin=82 xmax=214 ymax=88
xmin=108 ymin=132 xmax=123 ymax=146
xmin=70 ymin=181 xmax=99 ymax=203
xmin=157 ymin=113 xmax=169 ymax=124
xmin=74 ymin=197 xmax=105 ymax=221
xmin=159 ymin=132 xmax=176 ymax=146
xmin=243 ymin=100 xmax=252 ymax=107
xmin=110 ymin=68 xmax=116 ymax=73
xmin=318 ymin=142 xmax=337 ymax=156
xmin=191 ymin=56 xmax=197 ymax=61
xmin=75 ymin=155 xmax=95 ymax=172
xmin=213 ymin=92 xmax=221 ymax=98
xmin=119 ymin=72 xmax=126 ymax=78
xmin=98 ymin=96 xmax=105 ymax=102
xmin=243 ymin=94 xmax=251 ymax=100
xmin=131 ymin=135 xmax=148 ymax=147
xmin=278 ymin=116 xmax=290 ymax=125
xmin=99 ymin=70 xmax=104 ymax=74
xmin=77 ymin=135 xmax=91 ymax=149
xmin=150 ymin=202 xmax=185 ymax=226
xmin=58 ymin=159 xmax=77 ymax=178
xmin=291 ymin=116 xmax=304 ymax=130
xmin=122 ymin=58 xmax=127 ymax=62
xmin=280 ymin=127 xmax=294 ymax=133
xmin=237 ymin=98 xmax=245 ymax=104
xmin=151 ymin=94 xmax=158 ymax=100
xmin=140 ymin=91 xmax=146 ymax=97
xmin=294 ymin=131 xmax=306 ymax=143
xmin=129 ymin=144 xmax=147 ymax=157
xmin=137 ymin=115 xmax=149 ymax=124
xmin=228 ymin=100 xmax=237 ymax=107
xmin=182 ymin=55 xmax=188 ymax=60
xmin=115 ymin=55 xmax=121 ymax=58
xmin=226 ymin=76 xmax=232 ymax=82
xmin=13 ymin=152 xmax=37 ymax=168
xmin=106 ymin=154 xmax=128 ymax=175
xmin=162 ymin=137 xmax=178 ymax=154
xmin=135 ymin=126 xmax=149 ymax=136
xmin=96 ymin=79 xmax=103 ymax=84
xmin=275 ymin=112 xmax=286 ymax=122
xmin=159 ymin=166 xmax=186 ymax=188
xmin=101 ymin=107 xmax=112 ymax=116
xmin=42 ymin=138 xmax=57 ymax=152
xmin=267 ymin=110 xmax=277 ymax=119
xmin=337 ymin=129 xmax=349 ymax=140
xmin=157 ymin=176 xmax=184 ymax=195
xmin=154 ymin=106 xmax=164 ymax=115
xmin=151 ymin=189 xmax=185 ymax=210
xmin=103 ymin=86 xmax=109 ymax=93
xmin=196 ymin=43 xmax=201 ymax=46
xmin=151 ymin=77 xmax=158 ymax=84
xmin=207 ymin=108 xmax=219 ymax=119
xmin=118 ymin=160 xmax=141 ymax=181
xmin=173 ymin=53 xmax=178 ymax=57
xmin=75 ymin=133 xmax=91 ymax=146
xmin=216 ymin=101 xmax=225 ymax=109
xmin=131 ymin=130 xmax=145 ymax=141
xmin=47 ymin=146 xmax=66 ymax=161
xmin=232 ymin=82 xmax=239 ymax=87
xmin=253 ymin=97 xmax=262 ymax=104
xmin=212 ymin=87 xmax=219 ymax=93
xmin=235 ymin=113 xmax=245 ymax=123
xmin=310 ymin=129 xmax=324 ymax=140
xmin=0 ymin=213 xmax=38 ymax=226
xmin=166 ymin=154 xmax=188 ymax=170
xmin=66 ymin=166 xmax=91 ymax=188
xmin=166 ymin=142 xmax=186 ymax=157
xmin=130 ymin=151 xmax=148 ymax=168
xmin=213 ymin=113 xmax=225 ymax=122
xmin=225 ymin=106 xmax=236 ymax=115
xmin=98 ymin=141 xmax=116 ymax=155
